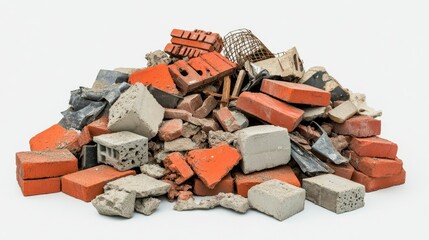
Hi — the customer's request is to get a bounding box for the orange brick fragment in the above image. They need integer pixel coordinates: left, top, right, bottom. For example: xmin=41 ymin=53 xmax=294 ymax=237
xmin=236 ymin=92 xmax=304 ymax=131
xmin=87 ymin=116 xmax=111 ymax=137
xmin=17 ymin=173 xmax=60 ymax=196
xmin=261 ymin=79 xmax=331 ymax=106
xmin=186 ymin=144 xmax=241 ymax=189
xmin=325 ymin=161 xmax=355 ymax=180
xmin=349 ymin=137 xmax=398 ymax=159
xmin=129 ymin=64 xmax=179 ymax=95
xmin=61 ymin=165 xmax=135 ymax=202
xmin=214 ymin=107 xmax=240 ymax=132
xmin=193 ymin=174 xmax=234 ymax=196
xmin=234 ymin=165 xmax=300 ymax=197
xmin=16 ymin=149 xmax=78 ymax=179
xmin=351 ymin=169 xmax=406 ymax=192
xmin=165 ymin=152 xmax=194 ymax=184
xmin=29 ymin=124 xmax=85 ymax=154
xmin=333 ymin=116 xmax=381 ymax=137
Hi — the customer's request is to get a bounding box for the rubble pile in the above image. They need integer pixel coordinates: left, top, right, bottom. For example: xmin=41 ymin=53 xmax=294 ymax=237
xmin=16 ymin=28 xmax=406 ymax=220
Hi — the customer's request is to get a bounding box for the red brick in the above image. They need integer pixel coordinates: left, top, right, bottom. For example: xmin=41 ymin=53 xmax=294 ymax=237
xmin=186 ymin=144 xmax=241 ymax=189
xmin=236 ymin=92 xmax=304 ymax=132
xmin=176 ymin=94 xmax=203 ymax=115
xmin=333 ymin=115 xmax=381 ymax=137
xmin=187 ymin=56 xmax=220 ymax=79
xmin=164 ymin=108 xmax=192 ymax=121
xmin=296 ymin=125 xmax=321 ymax=141
xmin=261 ymin=79 xmax=331 ymax=106
xmin=351 ymin=169 xmax=406 ymax=192
xmin=29 ymin=124 xmax=84 ymax=154
xmin=78 ymin=126 xmax=92 ymax=147
xmin=129 ymin=64 xmax=179 ymax=95
xmin=349 ymin=137 xmax=398 ymax=159
xmin=61 ymin=165 xmax=135 ymax=202
xmin=165 ymin=152 xmax=194 ymax=184
xmin=346 ymin=150 xmax=403 ymax=177
xmin=17 ymin=173 xmax=60 ymax=196
xmin=158 ymin=119 xmax=183 ymax=141
xmin=325 ymin=161 xmax=354 ymax=179
xmin=16 ymin=149 xmax=78 ymax=179
xmin=193 ymin=174 xmax=234 ymax=196
xmin=200 ymin=52 xmax=236 ymax=72
xmin=214 ymin=107 xmax=240 ymax=132
xmin=171 ymin=37 xmax=214 ymax=51
xmin=234 ymin=166 xmax=300 ymax=197
xmin=194 ymin=117 xmax=221 ymax=133
xmin=193 ymin=95 xmax=218 ymax=118
xmin=87 ymin=116 xmax=111 ymax=137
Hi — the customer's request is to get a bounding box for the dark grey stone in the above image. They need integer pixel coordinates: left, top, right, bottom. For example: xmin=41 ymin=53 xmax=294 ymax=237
xmin=148 ymin=85 xmax=182 ymax=108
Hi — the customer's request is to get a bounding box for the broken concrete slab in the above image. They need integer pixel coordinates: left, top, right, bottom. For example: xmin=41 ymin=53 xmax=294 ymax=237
xmin=218 ymin=193 xmax=250 ymax=213
xmin=248 ymin=179 xmax=305 ymax=221
xmin=91 ymin=189 xmax=136 ymax=219
xmin=104 ymin=174 xmax=170 ymax=198
xmin=236 ymin=125 xmax=291 ymax=174
xmin=93 ymin=131 xmax=148 ymax=171
xmin=163 ymin=138 xmax=199 ymax=152
xmin=140 ymin=164 xmax=165 ymax=179
xmin=302 ymin=174 xmax=365 ymax=214
xmin=328 ymin=100 xmax=358 ymax=123
xmin=108 ymin=83 xmax=164 ymax=139
xmin=135 ymin=197 xmax=161 ymax=216
xmin=302 ymin=106 xmax=329 ymax=121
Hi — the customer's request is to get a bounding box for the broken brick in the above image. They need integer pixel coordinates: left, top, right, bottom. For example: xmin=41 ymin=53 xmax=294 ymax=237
xmin=16 ymin=149 xmax=78 ymax=179
xmin=325 ymin=161 xmax=355 ymax=180
xmin=236 ymin=92 xmax=304 ymax=131
xmin=158 ymin=119 xmax=183 ymax=141
xmin=193 ymin=174 xmax=234 ymax=196
xmin=261 ymin=79 xmax=331 ymax=106
xmin=164 ymin=108 xmax=192 ymax=121
xmin=176 ymin=94 xmax=203 ymax=115
xmin=61 ymin=165 xmax=135 ymax=202
xmin=234 ymin=166 xmax=300 ymax=197
xmin=87 ymin=116 xmax=111 ymax=137
xmin=29 ymin=124 xmax=85 ymax=154
xmin=214 ymin=107 xmax=240 ymax=132
xmin=186 ymin=144 xmax=241 ymax=189
xmin=193 ymin=95 xmax=218 ymax=118
xmin=333 ymin=115 xmax=381 ymax=137
xmin=129 ymin=64 xmax=179 ymax=95
xmin=351 ymin=169 xmax=406 ymax=192
xmin=164 ymin=152 xmax=194 ymax=184
xmin=165 ymin=29 xmax=223 ymax=58
xmin=349 ymin=137 xmax=398 ymax=159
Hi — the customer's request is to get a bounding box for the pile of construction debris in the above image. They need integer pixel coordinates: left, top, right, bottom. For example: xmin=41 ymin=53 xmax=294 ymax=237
xmin=16 ymin=28 xmax=405 ymax=221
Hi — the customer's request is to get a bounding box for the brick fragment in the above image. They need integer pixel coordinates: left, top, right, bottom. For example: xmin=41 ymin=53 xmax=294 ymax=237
xmin=87 ymin=116 xmax=111 ymax=137
xmin=16 ymin=149 xmax=78 ymax=179
xmin=17 ymin=173 xmax=60 ymax=196
xmin=61 ymin=165 xmax=135 ymax=202
xmin=234 ymin=166 xmax=300 ymax=197
xmin=214 ymin=107 xmax=241 ymax=132
xmin=193 ymin=95 xmax=218 ymax=118
xmin=176 ymin=94 xmax=203 ymax=115
xmin=345 ymin=150 xmax=403 ymax=178
xmin=261 ymin=79 xmax=331 ymax=106
xmin=164 ymin=152 xmax=194 ymax=184
xmin=29 ymin=124 xmax=84 ymax=154
xmin=158 ymin=119 xmax=183 ymax=141
xmin=129 ymin=64 xmax=179 ymax=95
xmin=186 ymin=144 xmax=241 ymax=189
xmin=325 ymin=161 xmax=355 ymax=180
xmin=193 ymin=174 xmax=234 ymax=196
xmin=351 ymin=169 xmax=406 ymax=192
xmin=164 ymin=108 xmax=192 ymax=121
xmin=349 ymin=137 xmax=398 ymax=159
xmin=236 ymin=92 xmax=304 ymax=131
xmin=333 ymin=115 xmax=381 ymax=137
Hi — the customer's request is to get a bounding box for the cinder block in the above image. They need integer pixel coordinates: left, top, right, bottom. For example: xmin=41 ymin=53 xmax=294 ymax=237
xmin=302 ymin=174 xmax=365 ymax=214
xmin=108 ymin=83 xmax=164 ymax=139
xmin=236 ymin=92 xmax=304 ymax=131
xmin=16 ymin=149 xmax=78 ymax=179
xmin=234 ymin=165 xmax=300 ymax=197
xmin=129 ymin=64 xmax=179 ymax=95
xmin=261 ymin=79 xmax=331 ymax=106
xmin=61 ymin=165 xmax=135 ymax=202
xmin=253 ymin=47 xmax=304 ymax=79
xmin=93 ymin=131 xmax=148 ymax=171
xmin=236 ymin=125 xmax=291 ymax=174
xmin=248 ymin=179 xmax=305 ymax=221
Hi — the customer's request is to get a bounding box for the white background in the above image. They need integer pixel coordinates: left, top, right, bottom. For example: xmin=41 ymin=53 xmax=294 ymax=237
xmin=1 ymin=0 xmax=428 ymax=239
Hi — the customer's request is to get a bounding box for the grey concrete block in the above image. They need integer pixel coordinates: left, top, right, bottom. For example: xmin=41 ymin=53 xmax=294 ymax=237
xmin=163 ymin=137 xmax=199 ymax=152
xmin=93 ymin=131 xmax=148 ymax=171
xmin=328 ymin=100 xmax=358 ymax=123
xmin=236 ymin=125 xmax=291 ymax=174
xmin=91 ymin=189 xmax=136 ymax=218
xmin=135 ymin=197 xmax=161 ymax=216
xmin=140 ymin=164 xmax=165 ymax=179
xmin=302 ymin=174 xmax=365 ymax=214
xmin=248 ymin=179 xmax=305 ymax=221
xmin=218 ymin=193 xmax=250 ymax=213
xmin=79 ymin=144 xmax=99 ymax=169
xmin=104 ymin=174 xmax=170 ymax=198
xmin=108 ymin=83 xmax=164 ymax=139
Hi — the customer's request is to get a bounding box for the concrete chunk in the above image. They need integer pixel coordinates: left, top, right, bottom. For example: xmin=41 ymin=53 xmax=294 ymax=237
xmin=140 ymin=164 xmax=165 ymax=179
xmin=218 ymin=193 xmax=250 ymax=213
xmin=236 ymin=125 xmax=291 ymax=174
xmin=350 ymin=92 xmax=382 ymax=118
xmin=91 ymin=189 xmax=136 ymax=218
xmin=135 ymin=197 xmax=161 ymax=215
xmin=208 ymin=130 xmax=237 ymax=147
xmin=93 ymin=131 xmax=148 ymax=171
xmin=108 ymin=83 xmax=164 ymax=139
xmin=302 ymin=174 xmax=365 ymax=213
xmin=174 ymin=197 xmax=220 ymax=211
xmin=248 ymin=179 xmax=305 ymax=221
xmin=302 ymin=106 xmax=329 ymax=121
xmin=328 ymin=100 xmax=358 ymax=123
xmin=104 ymin=174 xmax=170 ymax=198
xmin=164 ymin=138 xmax=199 ymax=152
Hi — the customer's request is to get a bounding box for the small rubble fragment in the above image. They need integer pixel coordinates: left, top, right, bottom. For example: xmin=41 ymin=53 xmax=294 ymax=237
xmin=208 ymin=130 xmax=237 ymax=147
xmin=135 ymin=197 xmax=161 ymax=216
xmin=328 ymin=100 xmax=358 ymax=123
xmin=214 ymin=107 xmax=241 ymax=132
xmin=181 ymin=122 xmax=200 ymax=138
xmin=145 ymin=50 xmax=172 ymax=67
xmin=164 ymin=138 xmax=199 ymax=152
xmin=218 ymin=193 xmax=250 ymax=213
xmin=92 ymin=189 xmax=136 ymax=219
xmin=129 ymin=64 xmax=179 ymax=95
xmin=158 ymin=119 xmax=183 ymax=141
xmin=164 ymin=152 xmax=194 ymax=184
xmin=140 ymin=164 xmax=165 ymax=179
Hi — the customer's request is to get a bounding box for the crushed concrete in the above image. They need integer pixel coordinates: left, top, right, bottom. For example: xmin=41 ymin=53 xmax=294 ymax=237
xmin=208 ymin=130 xmax=237 ymax=147
xmin=91 ymin=189 xmax=136 ymax=218
xmin=163 ymin=138 xmax=199 ymax=152
xmin=104 ymin=174 xmax=170 ymax=198
xmin=140 ymin=164 xmax=166 ymax=179
xmin=135 ymin=197 xmax=161 ymax=215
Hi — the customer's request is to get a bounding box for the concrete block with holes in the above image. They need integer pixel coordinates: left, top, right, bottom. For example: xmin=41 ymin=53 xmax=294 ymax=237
xmin=93 ymin=131 xmax=148 ymax=171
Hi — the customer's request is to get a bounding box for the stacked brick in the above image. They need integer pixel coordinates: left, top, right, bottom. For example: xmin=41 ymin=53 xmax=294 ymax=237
xmin=15 ymin=27 xmax=406 ymax=221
